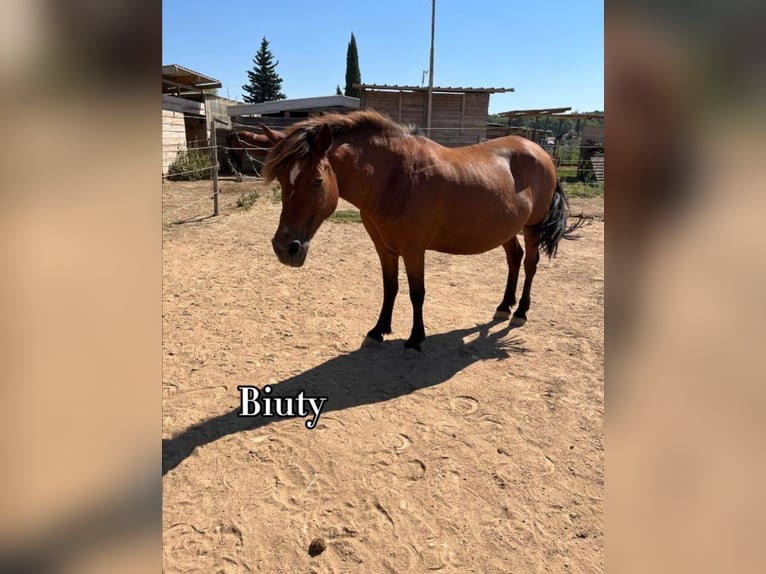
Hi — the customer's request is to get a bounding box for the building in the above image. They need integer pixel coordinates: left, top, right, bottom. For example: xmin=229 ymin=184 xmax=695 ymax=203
xmin=494 ymin=108 xmax=604 ymax=182
xmin=357 ymin=84 xmax=513 ymax=147
xmin=162 ymin=64 xmax=237 ymax=175
xmin=227 ymin=95 xmax=360 ymax=131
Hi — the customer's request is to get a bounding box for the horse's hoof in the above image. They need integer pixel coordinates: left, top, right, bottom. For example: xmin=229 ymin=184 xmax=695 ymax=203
xmin=510 ymin=316 xmax=527 ymax=327
xmin=493 ymin=310 xmax=511 ymax=321
xmin=362 ymin=336 xmax=383 ymax=348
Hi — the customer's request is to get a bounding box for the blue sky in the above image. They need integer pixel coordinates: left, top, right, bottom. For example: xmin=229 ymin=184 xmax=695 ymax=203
xmin=162 ymin=0 xmax=603 ymax=114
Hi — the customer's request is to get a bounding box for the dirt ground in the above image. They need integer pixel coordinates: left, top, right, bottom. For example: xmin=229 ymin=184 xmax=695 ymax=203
xmin=162 ymin=179 xmax=604 ymax=573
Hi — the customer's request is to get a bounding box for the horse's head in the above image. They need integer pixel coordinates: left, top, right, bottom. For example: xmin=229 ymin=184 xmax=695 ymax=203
xmin=263 ymin=123 xmax=339 ymax=267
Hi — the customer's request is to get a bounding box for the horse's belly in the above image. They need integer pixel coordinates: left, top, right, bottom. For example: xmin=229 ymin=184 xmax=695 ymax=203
xmin=429 ymin=232 xmax=515 ymax=255
xmin=375 ymin=185 xmax=532 ymax=255
xmin=428 ymin=218 xmax=521 ymax=254
xmin=428 ymin=202 xmax=529 ymax=254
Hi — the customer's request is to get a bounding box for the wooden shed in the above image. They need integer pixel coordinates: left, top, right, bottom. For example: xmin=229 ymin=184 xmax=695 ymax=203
xmin=495 ymin=108 xmax=604 ymax=182
xmin=491 ymin=107 xmax=573 ymax=142
xmin=357 ymin=84 xmax=513 ymax=147
xmin=162 ymin=64 xmax=233 ymax=175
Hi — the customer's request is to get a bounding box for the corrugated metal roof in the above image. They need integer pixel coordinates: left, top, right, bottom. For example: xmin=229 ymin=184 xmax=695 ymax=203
xmin=228 ymin=95 xmax=360 ymax=116
xmin=498 ymin=108 xmax=604 ymax=119
xmin=498 ymin=107 xmax=572 ymax=117
xmin=162 ymin=64 xmax=222 ymax=94
xmin=356 ymin=84 xmax=514 ymax=94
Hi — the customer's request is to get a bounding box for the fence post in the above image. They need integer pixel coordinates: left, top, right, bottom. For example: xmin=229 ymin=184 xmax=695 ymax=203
xmin=210 ymin=123 xmax=219 ymax=216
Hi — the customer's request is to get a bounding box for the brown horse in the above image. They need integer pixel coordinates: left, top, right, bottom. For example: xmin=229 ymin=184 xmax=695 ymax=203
xmin=262 ymin=110 xmax=580 ymax=351
xmin=227 ymin=129 xmax=284 ymax=173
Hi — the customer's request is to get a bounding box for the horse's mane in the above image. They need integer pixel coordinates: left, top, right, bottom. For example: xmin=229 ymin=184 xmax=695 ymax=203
xmin=263 ymin=110 xmax=412 ymax=183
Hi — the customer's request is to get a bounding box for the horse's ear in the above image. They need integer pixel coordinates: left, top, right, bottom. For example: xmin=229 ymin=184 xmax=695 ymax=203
xmin=260 ymin=124 xmax=284 ymax=145
xmin=314 ymin=124 xmax=333 ymax=155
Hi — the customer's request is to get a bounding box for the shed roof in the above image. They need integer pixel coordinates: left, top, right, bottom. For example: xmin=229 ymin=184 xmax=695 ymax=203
xmin=498 ymin=107 xmax=572 ymax=117
xmin=228 ymin=95 xmax=360 ymax=117
xmin=356 ymin=84 xmax=514 ymax=94
xmin=162 ymin=64 xmax=222 ymax=95
xmin=498 ymin=107 xmax=604 ymax=120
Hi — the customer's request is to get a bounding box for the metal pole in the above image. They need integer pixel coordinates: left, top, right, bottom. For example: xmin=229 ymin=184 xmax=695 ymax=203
xmin=210 ymin=120 xmax=219 ymax=216
xmin=426 ymin=0 xmax=436 ymax=137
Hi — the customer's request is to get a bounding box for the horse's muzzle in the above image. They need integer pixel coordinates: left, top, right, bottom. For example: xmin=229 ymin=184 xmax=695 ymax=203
xmin=272 ymin=238 xmax=309 ymax=267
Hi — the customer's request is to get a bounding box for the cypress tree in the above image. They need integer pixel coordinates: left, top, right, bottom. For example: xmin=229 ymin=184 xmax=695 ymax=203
xmin=344 ymin=33 xmax=361 ymax=98
xmin=242 ymin=37 xmax=286 ymax=103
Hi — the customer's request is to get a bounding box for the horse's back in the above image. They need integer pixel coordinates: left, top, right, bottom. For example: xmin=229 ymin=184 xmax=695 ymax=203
xmin=376 ymin=137 xmax=536 ymax=254
xmin=361 ymin=133 xmax=558 ymax=254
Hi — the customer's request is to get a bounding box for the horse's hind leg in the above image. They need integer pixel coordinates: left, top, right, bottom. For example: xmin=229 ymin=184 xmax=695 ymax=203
xmin=512 ymin=229 xmax=541 ymax=326
xmin=494 ymin=236 xmax=524 ymax=321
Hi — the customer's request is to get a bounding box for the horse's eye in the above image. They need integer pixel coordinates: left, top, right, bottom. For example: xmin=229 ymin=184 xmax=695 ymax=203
xmin=312 ymin=177 xmax=323 ymax=188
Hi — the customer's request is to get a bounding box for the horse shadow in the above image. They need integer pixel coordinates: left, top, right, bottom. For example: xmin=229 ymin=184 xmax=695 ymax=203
xmin=163 ymin=320 xmax=527 ymax=475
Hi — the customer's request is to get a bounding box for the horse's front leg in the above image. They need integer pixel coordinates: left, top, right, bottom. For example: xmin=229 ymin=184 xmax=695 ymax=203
xmin=402 ymin=250 xmax=426 ymax=351
xmin=366 ymin=245 xmax=399 ymax=343
xmin=361 ymin=213 xmax=400 ymax=345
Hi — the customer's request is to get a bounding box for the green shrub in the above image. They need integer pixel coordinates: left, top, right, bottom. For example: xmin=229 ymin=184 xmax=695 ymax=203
xmin=270 ymin=182 xmax=282 ymax=203
xmin=236 ymin=190 xmax=259 ymax=209
xmin=167 ymin=146 xmax=212 ymax=181
xmin=562 ymin=181 xmax=604 ymax=198
xmin=329 ymin=210 xmax=362 ymax=223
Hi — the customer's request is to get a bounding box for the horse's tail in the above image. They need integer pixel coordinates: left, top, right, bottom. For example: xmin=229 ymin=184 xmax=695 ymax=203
xmin=534 ymin=181 xmax=585 ymax=258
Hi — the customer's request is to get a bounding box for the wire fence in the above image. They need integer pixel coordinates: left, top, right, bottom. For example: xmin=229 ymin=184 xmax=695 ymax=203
xmin=163 ymin=122 xmax=603 ymax=224
xmin=163 ymin=125 xmax=272 ymax=224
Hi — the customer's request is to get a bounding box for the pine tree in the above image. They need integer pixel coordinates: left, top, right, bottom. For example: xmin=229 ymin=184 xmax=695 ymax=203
xmin=242 ymin=37 xmax=286 ymax=103
xmin=344 ymin=33 xmax=361 ymax=98
xmin=336 ymin=84 xmax=342 ymax=95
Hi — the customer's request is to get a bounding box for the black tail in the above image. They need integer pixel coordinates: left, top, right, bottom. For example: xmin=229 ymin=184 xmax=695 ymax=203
xmin=535 ymin=181 xmax=585 ymax=258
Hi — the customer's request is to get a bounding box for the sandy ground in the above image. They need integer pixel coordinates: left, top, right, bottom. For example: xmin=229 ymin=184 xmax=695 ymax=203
xmin=162 ymin=179 xmax=604 ymax=573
